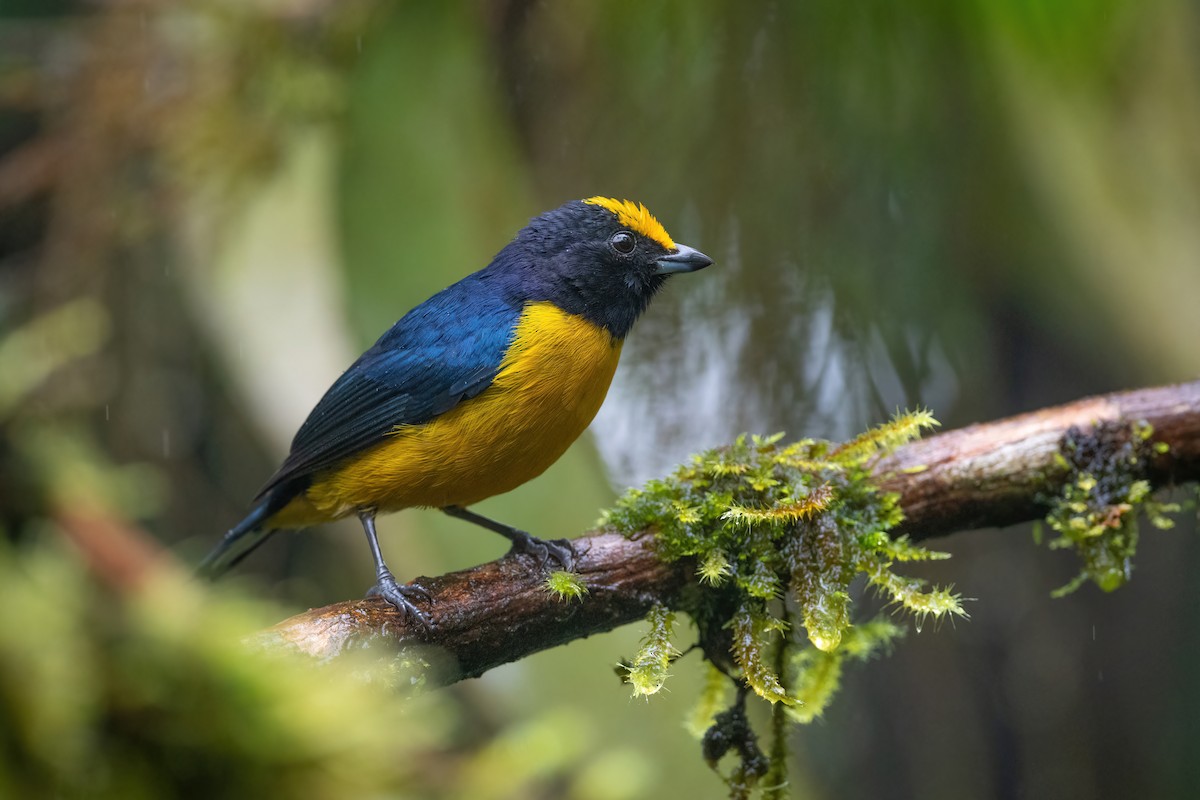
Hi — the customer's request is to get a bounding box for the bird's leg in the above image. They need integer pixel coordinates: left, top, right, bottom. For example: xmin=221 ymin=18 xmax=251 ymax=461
xmin=441 ymin=505 xmax=576 ymax=571
xmin=359 ymin=509 xmax=432 ymax=624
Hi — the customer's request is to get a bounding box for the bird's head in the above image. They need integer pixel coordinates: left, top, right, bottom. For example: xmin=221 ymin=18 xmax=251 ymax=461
xmin=506 ymin=197 xmax=713 ymax=340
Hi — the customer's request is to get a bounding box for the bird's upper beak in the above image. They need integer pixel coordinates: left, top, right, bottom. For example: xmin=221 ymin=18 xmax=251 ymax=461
xmin=655 ymin=243 xmax=714 ymax=275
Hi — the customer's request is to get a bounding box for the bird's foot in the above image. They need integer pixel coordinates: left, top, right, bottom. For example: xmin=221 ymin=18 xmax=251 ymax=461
xmin=506 ymin=529 xmax=577 ymax=572
xmin=367 ymin=568 xmax=433 ymax=627
xmin=439 ymin=505 xmax=577 ymax=572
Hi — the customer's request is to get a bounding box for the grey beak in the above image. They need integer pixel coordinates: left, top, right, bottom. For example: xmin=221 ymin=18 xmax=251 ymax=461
xmin=655 ymin=242 xmax=714 ymax=275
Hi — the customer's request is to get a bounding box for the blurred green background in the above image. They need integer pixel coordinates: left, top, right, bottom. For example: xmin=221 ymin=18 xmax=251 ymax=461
xmin=2 ymin=0 xmax=1198 ymax=797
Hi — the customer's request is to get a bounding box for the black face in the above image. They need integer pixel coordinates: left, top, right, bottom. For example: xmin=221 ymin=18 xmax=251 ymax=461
xmin=507 ymin=200 xmax=680 ymax=339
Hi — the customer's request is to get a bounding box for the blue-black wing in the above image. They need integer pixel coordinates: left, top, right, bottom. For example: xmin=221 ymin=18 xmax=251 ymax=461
xmin=256 ymin=275 xmax=521 ymax=499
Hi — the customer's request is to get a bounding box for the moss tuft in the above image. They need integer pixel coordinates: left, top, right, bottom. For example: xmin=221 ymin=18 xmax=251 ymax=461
xmin=621 ymin=604 xmax=680 ymax=697
xmin=544 ymin=570 xmax=588 ymax=601
xmin=606 ymin=412 xmax=960 ymax=791
xmin=1043 ymin=420 xmax=1181 ymax=596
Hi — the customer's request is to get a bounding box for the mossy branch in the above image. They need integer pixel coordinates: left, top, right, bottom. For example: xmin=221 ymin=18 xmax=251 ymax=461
xmin=260 ymin=380 xmax=1200 ymax=683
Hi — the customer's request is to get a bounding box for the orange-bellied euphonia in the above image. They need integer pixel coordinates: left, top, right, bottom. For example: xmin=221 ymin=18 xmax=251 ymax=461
xmin=198 ymin=197 xmax=712 ymax=621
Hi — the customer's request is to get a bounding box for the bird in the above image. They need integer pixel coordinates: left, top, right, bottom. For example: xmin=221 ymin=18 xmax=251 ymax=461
xmin=198 ymin=197 xmax=713 ymax=622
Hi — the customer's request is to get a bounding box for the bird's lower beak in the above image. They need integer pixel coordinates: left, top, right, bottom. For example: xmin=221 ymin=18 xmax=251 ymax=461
xmin=655 ymin=243 xmax=714 ymax=275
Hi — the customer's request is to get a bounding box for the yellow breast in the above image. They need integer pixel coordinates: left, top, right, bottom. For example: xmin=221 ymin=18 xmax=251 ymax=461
xmin=273 ymin=302 xmax=622 ymax=527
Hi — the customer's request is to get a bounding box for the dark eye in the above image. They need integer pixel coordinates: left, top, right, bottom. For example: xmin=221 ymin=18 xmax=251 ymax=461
xmin=609 ymin=230 xmax=636 ymax=255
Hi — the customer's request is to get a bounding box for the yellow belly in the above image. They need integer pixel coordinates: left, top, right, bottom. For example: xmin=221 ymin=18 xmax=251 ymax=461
xmin=270 ymin=301 xmax=622 ymax=528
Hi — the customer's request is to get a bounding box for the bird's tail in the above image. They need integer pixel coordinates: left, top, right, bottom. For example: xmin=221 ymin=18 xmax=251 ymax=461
xmin=197 ymin=499 xmax=278 ymax=580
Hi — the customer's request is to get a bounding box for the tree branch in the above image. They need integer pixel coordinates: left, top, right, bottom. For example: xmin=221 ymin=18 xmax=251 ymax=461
xmin=876 ymin=380 xmax=1200 ymax=540
xmin=259 ymin=380 xmax=1200 ymax=682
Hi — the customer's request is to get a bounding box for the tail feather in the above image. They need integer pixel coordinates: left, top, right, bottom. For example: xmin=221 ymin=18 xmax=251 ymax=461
xmin=197 ymin=499 xmax=278 ymax=580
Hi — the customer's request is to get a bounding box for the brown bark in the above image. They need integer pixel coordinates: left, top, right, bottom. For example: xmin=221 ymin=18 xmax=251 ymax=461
xmin=259 ymin=380 xmax=1200 ymax=683
xmin=877 ymin=380 xmax=1200 ymax=539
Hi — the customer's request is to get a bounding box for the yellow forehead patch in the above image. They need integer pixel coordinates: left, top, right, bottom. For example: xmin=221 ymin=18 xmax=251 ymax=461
xmin=584 ymin=197 xmax=675 ymax=251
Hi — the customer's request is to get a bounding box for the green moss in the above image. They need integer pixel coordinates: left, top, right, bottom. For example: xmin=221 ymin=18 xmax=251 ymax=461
xmin=621 ymin=604 xmax=680 ymax=697
xmin=0 ymin=539 xmax=448 ymax=798
xmin=686 ymin=662 xmax=733 ymax=738
xmin=729 ymin=604 xmax=793 ymax=706
xmin=544 ymin=570 xmax=588 ymax=602
xmin=607 ymin=412 xmax=963 ymax=793
xmin=785 ymin=618 xmax=904 ymax=723
xmin=1043 ymin=420 xmax=1182 ymax=596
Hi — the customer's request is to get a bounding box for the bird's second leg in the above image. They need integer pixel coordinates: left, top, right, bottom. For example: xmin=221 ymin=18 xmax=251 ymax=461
xmin=358 ymin=509 xmax=432 ymax=625
xmin=441 ymin=505 xmax=576 ymax=571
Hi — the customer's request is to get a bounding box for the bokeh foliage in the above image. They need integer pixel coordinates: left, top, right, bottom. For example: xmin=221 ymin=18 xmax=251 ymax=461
xmin=0 ymin=539 xmax=437 ymax=798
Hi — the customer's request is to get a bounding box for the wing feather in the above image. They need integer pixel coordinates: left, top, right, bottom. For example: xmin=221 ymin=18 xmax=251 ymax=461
xmin=257 ymin=276 xmax=521 ymax=498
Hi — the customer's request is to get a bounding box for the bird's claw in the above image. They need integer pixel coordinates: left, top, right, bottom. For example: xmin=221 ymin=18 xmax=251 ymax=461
xmin=367 ymin=569 xmax=433 ymax=627
xmin=506 ymin=530 xmax=577 ymax=572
